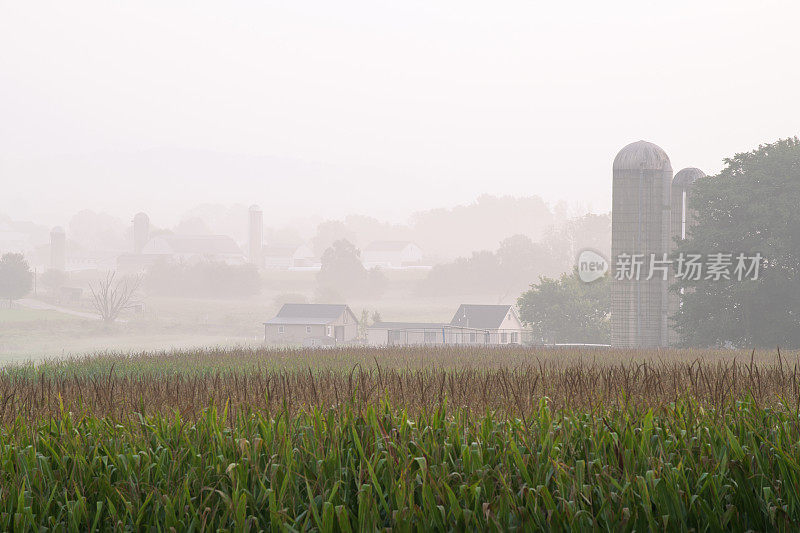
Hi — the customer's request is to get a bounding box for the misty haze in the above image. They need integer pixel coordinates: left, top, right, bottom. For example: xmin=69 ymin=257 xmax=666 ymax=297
xmin=1 ymin=1 xmax=799 ymax=530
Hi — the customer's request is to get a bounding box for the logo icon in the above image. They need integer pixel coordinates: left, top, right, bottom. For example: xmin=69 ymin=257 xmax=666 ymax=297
xmin=577 ymin=249 xmax=609 ymax=283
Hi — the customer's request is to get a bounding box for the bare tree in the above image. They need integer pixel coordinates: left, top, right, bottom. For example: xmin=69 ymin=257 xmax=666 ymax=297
xmin=89 ymin=272 xmax=142 ymax=324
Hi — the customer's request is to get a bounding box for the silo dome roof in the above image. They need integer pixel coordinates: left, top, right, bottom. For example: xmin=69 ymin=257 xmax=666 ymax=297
xmin=249 ymin=204 xmax=262 ymax=212
xmin=133 ymin=212 xmax=149 ymax=221
xmin=673 ymin=167 xmax=705 ymax=188
xmin=51 ymin=226 xmax=65 ymax=234
xmin=613 ymin=140 xmax=672 ymax=171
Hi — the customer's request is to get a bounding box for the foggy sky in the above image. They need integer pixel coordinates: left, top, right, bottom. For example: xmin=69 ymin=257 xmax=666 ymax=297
xmin=1 ymin=0 xmax=798 ymax=228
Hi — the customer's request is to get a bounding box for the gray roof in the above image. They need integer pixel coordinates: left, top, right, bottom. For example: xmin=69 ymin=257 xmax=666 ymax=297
xmin=673 ymin=167 xmax=705 ymax=188
xmin=450 ymin=304 xmax=513 ymax=329
xmin=264 ymin=303 xmax=352 ymax=325
xmin=612 ymin=140 xmax=672 ymax=172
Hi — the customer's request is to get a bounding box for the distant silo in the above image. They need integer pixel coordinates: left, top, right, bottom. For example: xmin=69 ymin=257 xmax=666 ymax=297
xmin=671 ymin=168 xmax=705 ymax=242
xmin=133 ymin=212 xmax=150 ymax=254
xmin=611 ymin=141 xmax=673 ymax=348
xmin=50 ymin=226 xmax=66 ymax=271
xmin=668 ymin=167 xmax=705 ymax=344
xmin=248 ymin=205 xmax=263 ymax=267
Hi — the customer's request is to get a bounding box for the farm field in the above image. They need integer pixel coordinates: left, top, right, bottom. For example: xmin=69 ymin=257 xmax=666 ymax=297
xmin=0 ymin=279 xmax=491 ymax=362
xmin=1 ymin=346 xmax=799 ymax=530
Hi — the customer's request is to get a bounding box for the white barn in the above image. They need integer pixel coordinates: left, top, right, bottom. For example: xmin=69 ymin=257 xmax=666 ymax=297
xmin=362 ymin=241 xmax=423 ymax=269
xmin=262 ymin=244 xmax=316 ymax=270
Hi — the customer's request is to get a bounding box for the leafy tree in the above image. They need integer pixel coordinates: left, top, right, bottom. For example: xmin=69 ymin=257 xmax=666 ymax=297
xmin=145 ymin=261 xmax=261 ymax=298
xmin=0 ymin=253 xmax=33 ymax=304
xmin=312 ymin=221 xmax=356 ymax=256
xmin=418 ymin=250 xmax=501 ymax=296
xmin=40 ymin=269 xmax=68 ymax=296
xmin=517 ymin=270 xmax=610 ymax=344
xmin=673 ymin=138 xmax=800 ymax=348
xmin=317 ymin=239 xmax=385 ymax=298
xmin=418 ymin=213 xmax=609 ymax=299
xmin=318 ymin=239 xmax=366 ymax=292
xmin=497 ymin=234 xmax=566 ymax=298
xmin=411 ymin=194 xmax=555 ymax=260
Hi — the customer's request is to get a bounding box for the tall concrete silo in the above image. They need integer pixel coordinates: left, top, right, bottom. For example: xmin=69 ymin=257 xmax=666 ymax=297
xmin=50 ymin=226 xmax=66 ymax=271
xmin=248 ymin=204 xmax=263 ymax=267
xmin=133 ymin=212 xmax=150 ymax=254
xmin=611 ymin=141 xmax=673 ymax=348
xmin=668 ymin=167 xmax=705 ymax=344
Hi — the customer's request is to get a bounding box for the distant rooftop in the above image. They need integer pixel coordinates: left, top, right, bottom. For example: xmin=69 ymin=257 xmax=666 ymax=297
xmin=264 ymin=303 xmax=352 ymax=325
xmin=450 ymin=304 xmax=513 ymax=330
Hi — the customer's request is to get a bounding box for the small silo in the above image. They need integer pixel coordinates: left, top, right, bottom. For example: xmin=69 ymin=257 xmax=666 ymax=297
xmin=611 ymin=141 xmax=673 ymax=348
xmin=248 ymin=204 xmax=263 ymax=267
xmin=668 ymin=167 xmax=705 ymax=344
xmin=670 ymin=167 xmax=705 ymax=242
xmin=50 ymin=226 xmax=66 ymax=271
xmin=133 ymin=212 xmax=150 ymax=254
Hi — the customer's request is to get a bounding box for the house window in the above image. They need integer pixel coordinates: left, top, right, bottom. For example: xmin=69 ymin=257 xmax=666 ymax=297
xmin=326 ymin=325 xmax=333 ymax=336
xmin=511 ymin=332 xmax=518 ymax=343
xmin=423 ymin=331 xmax=437 ymax=344
xmin=306 ymin=326 xmax=312 ymax=334
xmin=501 ymin=332 xmax=508 ymax=343
xmin=278 ymin=326 xmax=285 ymax=334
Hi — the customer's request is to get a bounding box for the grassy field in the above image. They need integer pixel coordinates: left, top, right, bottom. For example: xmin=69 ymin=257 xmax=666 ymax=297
xmin=0 ymin=307 xmax=79 ymax=323
xmin=1 ymin=346 xmax=799 ymax=530
xmin=1 ymin=274 xmax=487 ymax=360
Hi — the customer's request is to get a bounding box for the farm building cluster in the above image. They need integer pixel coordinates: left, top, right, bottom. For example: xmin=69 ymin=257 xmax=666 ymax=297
xmin=16 ymin=207 xmax=430 ymax=275
xmin=263 ymin=303 xmax=525 ymax=347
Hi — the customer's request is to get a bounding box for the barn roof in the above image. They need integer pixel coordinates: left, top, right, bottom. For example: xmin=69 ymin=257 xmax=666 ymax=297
xmin=264 ymin=303 xmax=353 ymax=325
xmin=450 ymin=304 xmax=513 ymax=329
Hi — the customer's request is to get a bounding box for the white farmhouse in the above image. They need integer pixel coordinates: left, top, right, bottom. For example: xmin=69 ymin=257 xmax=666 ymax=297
xmin=362 ymin=241 xmax=423 ymax=269
xmin=449 ymin=304 xmax=524 ymax=344
xmin=366 ymin=304 xmax=526 ymax=346
xmin=262 ymin=244 xmax=316 ymax=270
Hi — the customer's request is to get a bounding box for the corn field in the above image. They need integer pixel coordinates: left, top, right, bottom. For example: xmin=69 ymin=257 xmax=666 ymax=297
xmin=1 ymin=346 xmax=799 ymax=530
xmin=1 ymin=346 xmax=798 ymax=422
